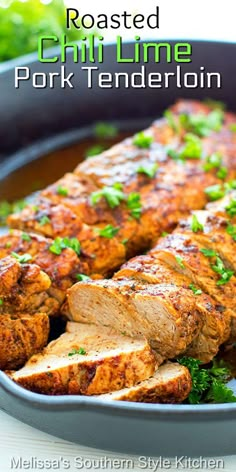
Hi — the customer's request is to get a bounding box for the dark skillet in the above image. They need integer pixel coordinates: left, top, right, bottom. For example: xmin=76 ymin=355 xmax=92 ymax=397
xmin=0 ymin=41 xmax=236 ymax=456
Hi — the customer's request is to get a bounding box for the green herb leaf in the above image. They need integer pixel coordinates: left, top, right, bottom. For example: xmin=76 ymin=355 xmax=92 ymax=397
xmin=96 ymin=224 xmax=119 ymax=239
xmin=204 ymin=184 xmax=225 ymax=201
xmin=133 ymin=132 xmax=153 ymax=149
xmin=21 ymin=233 xmax=31 ymax=242
xmin=137 ymin=163 xmax=158 ymax=178
xmin=203 ymin=152 xmax=222 ymax=172
xmin=217 ymin=167 xmax=228 ymax=180
xmin=57 ymin=186 xmax=69 ymax=197
xmin=94 ymin=122 xmax=118 ymax=139
xmin=189 ymin=283 xmax=202 ymax=295
xmin=161 ymin=231 xmax=168 ymax=237
xmin=200 ymin=248 xmax=217 ymax=257
xmin=175 ymin=255 xmax=185 ymax=269
xmin=190 ymin=214 xmax=204 ymax=233
xmin=49 ymin=237 xmax=80 ymax=256
xmin=39 ymin=215 xmax=51 ymax=226
xmin=179 ymin=110 xmax=224 ymax=137
xmin=204 ymin=99 xmax=226 ymax=111
xmin=75 ymin=274 xmax=91 ymax=282
xmin=225 ymin=198 xmax=236 ymax=217
xmin=85 ymin=144 xmax=106 ymax=158
xmin=226 ymin=223 xmax=236 ymax=241
xmin=68 ymin=347 xmax=87 ymax=356
xmin=0 ymin=298 xmax=3 ymax=306
xmin=90 ymin=185 xmax=125 ymax=209
xmin=167 ymin=148 xmax=180 ymax=161
xmin=179 ymin=133 xmax=202 ymax=160
xmin=178 ymin=357 xmax=236 ymax=404
xmin=11 ymin=252 xmax=32 ymax=264
xmin=127 ymin=193 xmax=142 ymax=219
xmin=211 ymin=256 xmax=234 ymax=285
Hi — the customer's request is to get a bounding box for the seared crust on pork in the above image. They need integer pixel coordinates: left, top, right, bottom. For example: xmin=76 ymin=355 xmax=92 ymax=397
xmin=97 ymin=362 xmax=191 ymax=403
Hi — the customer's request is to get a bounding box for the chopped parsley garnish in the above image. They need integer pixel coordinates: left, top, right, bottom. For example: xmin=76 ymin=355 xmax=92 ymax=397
xmin=49 ymin=237 xmax=80 ymax=256
xmin=200 ymin=249 xmax=234 ymax=285
xmin=5 ymin=242 xmax=12 ymax=248
xmin=200 ymin=248 xmax=217 ymax=257
xmin=178 ymin=357 xmax=236 ymax=404
xmin=226 ymin=223 xmax=236 ymax=241
xmin=190 ymin=214 xmax=204 ymax=233
xmin=137 ymin=163 xmax=158 ymax=178
xmin=167 ymin=148 xmax=180 ymax=161
xmin=175 ymin=255 xmax=185 ymax=269
xmin=90 ymin=185 xmax=125 ymax=209
xmin=179 ymin=133 xmax=202 ymax=160
xmin=85 ymin=144 xmax=106 ymax=158
xmin=0 ymin=298 xmax=3 ymax=306
xmin=121 ymin=238 xmax=129 ymax=245
xmin=39 ymin=215 xmax=51 ymax=226
xmin=127 ymin=193 xmax=142 ymax=219
xmin=75 ymin=274 xmax=91 ymax=281
xmin=203 ymin=153 xmax=228 ymax=179
xmin=211 ymin=256 xmax=234 ymax=285
xmin=21 ymin=233 xmax=31 ymax=242
xmin=179 ymin=110 xmax=224 ymax=137
xmin=94 ymin=122 xmax=118 ymax=139
xmin=189 ymin=283 xmax=202 ymax=295
xmin=204 ymin=184 xmax=225 ymax=201
xmin=225 ymin=198 xmax=236 ymax=217
xmin=161 ymin=231 xmax=168 ymax=237
xmin=96 ymin=224 xmax=119 ymax=239
xmin=68 ymin=347 xmax=87 ymax=356
xmin=133 ymin=132 xmax=153 ymax=149
xmin=57 ymin=186 xmax=69 ymax=196
xmin=230 ymin=123 xmax=236 ymax=132
xmin=217 ymin=166 xmax=228 ymax=180
xmin=203 ymin=152 xmax=222 ymax=171
xmin=164 ymin=110 xmax=179 ymax=132
xmin=11 ymin=252 xmax=32 ymax=263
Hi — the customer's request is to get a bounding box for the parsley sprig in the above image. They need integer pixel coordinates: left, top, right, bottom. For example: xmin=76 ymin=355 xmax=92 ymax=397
xmin=137 ymin=163 xmax=158 ymax=178
xmin=178 ymin=357 xmax=236 ymax=404
xmin=200 ymin=248 xmax=234 ymax=285
xmin=133 ymin=132 xmax=153 ymax=149
xmin=189 ymin=283 xmax=202 ymax=295
xmin=96 ymin=224 xmax=119 ymax=239
xmin=90 ymin=184 xmax=125 ymax=209
xmin=49 ymin=237 xmax=80 ymax=256
xmin=11 ymin=252 xmax=32 ymax=264
xmin=190 ymin=214 xmax=204 ymax=233
xmin=68 ymin=347 xmax=87 ymax=356
xmin=179 ymin=110 xmax=224 ymax=137
xmin=127 ymin=193 xmax=142 ymax=219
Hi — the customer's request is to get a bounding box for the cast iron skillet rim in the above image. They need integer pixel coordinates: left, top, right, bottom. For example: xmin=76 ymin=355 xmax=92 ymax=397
xmin=1 ymin=371 xmax=236 ymax=416
xmin=0 ymin=39 xmax=236 ymax=417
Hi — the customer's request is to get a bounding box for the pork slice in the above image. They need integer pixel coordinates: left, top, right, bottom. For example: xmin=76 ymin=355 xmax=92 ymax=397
xmin=97 ymin=362 xmax=191 ymax=403
xmin=67 ymin=279 xmax=202 ymax=360
xmin=115 ymin=255 xmax=230 ymax=363
xmin=11 ymin=323 xmax=157 ymax=395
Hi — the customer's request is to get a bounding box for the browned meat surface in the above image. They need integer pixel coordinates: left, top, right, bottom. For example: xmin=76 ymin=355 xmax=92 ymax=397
xmin=0 ymin=230 xmax=84 ymax=305
xmin=0 ymin=256 xmax=58 ymax=316
xmin=0 ymin=313 xmax=49 ymax=370
xmin=115 ymin=255 xmax=229 ymax=363
xmin=11 ymin=322 xmax=157 ymax=395
xmin=67 ymin=279 xmax=202 ymax=361
xmin=178 ymin=211 xmax=236 ymax=271
xmin=97 ymin=362 xmax=191 ymax=403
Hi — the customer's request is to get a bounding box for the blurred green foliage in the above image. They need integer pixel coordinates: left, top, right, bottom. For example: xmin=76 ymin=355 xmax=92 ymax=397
xmin=0 ymin=0 xmax=82 ymax=62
